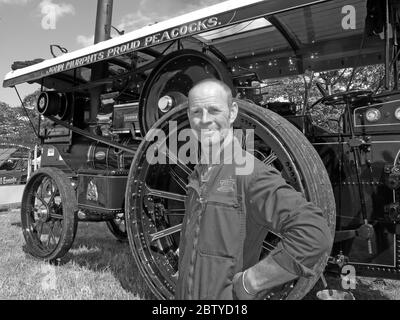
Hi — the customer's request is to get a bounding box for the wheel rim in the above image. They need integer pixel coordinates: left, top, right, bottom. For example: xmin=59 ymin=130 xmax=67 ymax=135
xmin=23 ymin=175 xmax=64 ymax=256
xmin=21 ymin=169 xmax=77 ymax=260
xmin=126 ymin=101 xmax=334 ymax=299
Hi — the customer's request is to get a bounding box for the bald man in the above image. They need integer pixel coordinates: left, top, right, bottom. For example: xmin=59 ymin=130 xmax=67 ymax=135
xmin=175 ymin=79 xmax=332 ymax=300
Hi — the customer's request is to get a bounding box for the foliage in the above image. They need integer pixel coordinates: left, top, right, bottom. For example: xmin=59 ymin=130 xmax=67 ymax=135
xmin=0 ymin=64 xmax=389 ymax=146
xmin=0 ymin=90 xmax=41 ymax=148
xmin=263 ymin=64 xmax=385 ymax=132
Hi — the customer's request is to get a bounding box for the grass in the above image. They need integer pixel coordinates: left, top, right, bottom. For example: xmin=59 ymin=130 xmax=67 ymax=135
xmin=305 ymin=272 xmax=400 ymax=300
xmin=1 ymin=208 xmax=400 ymax=300
xmin=0 ymin=208 xmax=154 ymax=300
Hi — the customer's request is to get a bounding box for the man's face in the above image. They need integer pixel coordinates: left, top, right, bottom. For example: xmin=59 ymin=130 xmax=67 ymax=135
xmin=188 ymin=84 xmax=236 ymax=146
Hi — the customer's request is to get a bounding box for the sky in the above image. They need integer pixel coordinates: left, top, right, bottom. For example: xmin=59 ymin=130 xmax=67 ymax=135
xmin=0 ymin=0 xmax=223 ymax=107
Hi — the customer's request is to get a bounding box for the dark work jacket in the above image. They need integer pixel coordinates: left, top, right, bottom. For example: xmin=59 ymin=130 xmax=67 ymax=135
xmin=175 ymin=138 xmax=332 ymax=300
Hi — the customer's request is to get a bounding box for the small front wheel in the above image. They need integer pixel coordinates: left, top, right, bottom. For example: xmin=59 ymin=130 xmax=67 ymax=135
xmin=21 ymin=167 xmax=78 ymax=261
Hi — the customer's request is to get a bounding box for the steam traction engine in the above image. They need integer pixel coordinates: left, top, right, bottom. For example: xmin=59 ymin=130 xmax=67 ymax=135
xmin=3 ymin=0 xmax=400 ymax=299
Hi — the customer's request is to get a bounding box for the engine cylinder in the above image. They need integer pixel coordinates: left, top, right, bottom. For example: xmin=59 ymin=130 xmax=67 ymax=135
xmin=37 ymin=91 xmax=71 ymax=120
xmin=86 ymin=140 xmax=137 ymax=170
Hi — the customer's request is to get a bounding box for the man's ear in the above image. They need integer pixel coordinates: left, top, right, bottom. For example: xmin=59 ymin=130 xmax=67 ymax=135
xmin=229 ymin=101 xmax=238 ymax=124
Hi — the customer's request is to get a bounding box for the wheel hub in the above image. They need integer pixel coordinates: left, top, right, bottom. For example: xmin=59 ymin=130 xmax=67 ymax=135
xmin=37 ymin=206 xmax=50 ymax=222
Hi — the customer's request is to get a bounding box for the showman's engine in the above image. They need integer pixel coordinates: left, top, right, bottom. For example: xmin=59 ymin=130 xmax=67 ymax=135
xmin=11 ymin=0 xmax=400 ymax=302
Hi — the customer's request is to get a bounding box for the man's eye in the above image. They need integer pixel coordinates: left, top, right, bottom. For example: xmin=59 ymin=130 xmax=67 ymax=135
xmin=208 ymin=108 xmax=220 ymax=114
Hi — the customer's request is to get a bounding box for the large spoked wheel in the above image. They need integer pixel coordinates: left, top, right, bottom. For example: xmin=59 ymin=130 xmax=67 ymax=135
xmin=21 ymin=167 xmax=78 ymax=261
xmin=125 ymin=99 xmax=336 ymax=300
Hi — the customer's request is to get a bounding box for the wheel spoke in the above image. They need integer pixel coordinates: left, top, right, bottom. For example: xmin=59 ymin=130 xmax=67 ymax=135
xmin=56 ymin=220 xmax=63 ymax=233
xmin=36 ymin=221 xmax=44 ymax=239
xmin=47 ymin=188 xmax=57 ymax=206
xmin=150 ymin=223 xmax=182 ymax=242
xmin=165 ymin=208 xmax=185 ymax=216
xmin=49 ymin=213 xmax=63 ymax=220
xmin=49 ymin=202 xmax=63 ymax=219
xmin=160 ymin=148 xmax=192 ymax=176
xmin=46 ymin=222 xmax=55 ymax=247
xmin=49 ymin=207 xmax=63 ymax=220
xmin=35 ymin=194 xmax=47 ymax=206
xmin=263 ymin=151 xmax=278 ymax=166
xmin=53 ymin=220 xmax=62 ymax=243
xmin=50 ymin=221 xmax=60 ymax=248
xmin=146 ymin=186 xmax=187 ymax=202
xmin=169 ymin=167 xmax=188 ymax=191
xmin=39 ymin=177 xmax=50 ymax=198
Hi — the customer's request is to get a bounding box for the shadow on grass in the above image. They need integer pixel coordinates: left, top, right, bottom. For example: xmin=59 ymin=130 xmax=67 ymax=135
xmin=16 ymin=216 xmax=391 ymax=301
xmin=11 ymin=217 xmax=154 ymax=299
xmin=64 ymin=221 xmax=157 ymax=300
xmin=11 ymin=221 xmax=22 ymax=228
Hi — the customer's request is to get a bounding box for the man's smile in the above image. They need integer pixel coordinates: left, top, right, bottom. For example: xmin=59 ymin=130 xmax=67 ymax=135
xmin=200 ymin=129 xmax=217 ymax=135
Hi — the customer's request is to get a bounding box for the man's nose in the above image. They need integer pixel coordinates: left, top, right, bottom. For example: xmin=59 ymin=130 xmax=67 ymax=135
xmin=201 ymin=110 xmax=211 ymax=124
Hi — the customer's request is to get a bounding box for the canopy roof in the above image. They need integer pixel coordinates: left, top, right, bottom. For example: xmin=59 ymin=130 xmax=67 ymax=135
xmin=3 ymin=0 xmax=385 ymax=88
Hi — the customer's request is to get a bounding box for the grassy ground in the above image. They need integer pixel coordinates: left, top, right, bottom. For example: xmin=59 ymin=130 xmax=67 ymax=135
xmin=1 ymin=208 xmax=400 ymax=300
xmin=305 ymin=271 xmax=400 ymax=300
xmin=0 ymin=208 xmax=154 ymax=300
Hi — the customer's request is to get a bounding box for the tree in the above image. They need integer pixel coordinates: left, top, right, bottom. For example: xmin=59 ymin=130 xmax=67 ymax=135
xmin=263 ymin=64 xmax=385 ymax=132
xmin=0 ymin=90 xmax=41 ymax=148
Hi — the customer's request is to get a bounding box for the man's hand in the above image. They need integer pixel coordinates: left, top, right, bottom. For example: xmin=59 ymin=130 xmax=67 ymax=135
xmin=232 ymin=271 xmax=258 ymax=300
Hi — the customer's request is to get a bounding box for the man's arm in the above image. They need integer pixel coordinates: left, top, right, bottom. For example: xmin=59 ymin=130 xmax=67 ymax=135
xmin=233 ymin=254 xmax=298 ymax=299
xmin=233 ymin=165 xmax=332 ymax=299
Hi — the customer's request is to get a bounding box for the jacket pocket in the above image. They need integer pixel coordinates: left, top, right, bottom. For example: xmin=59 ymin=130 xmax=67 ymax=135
xmin=198 ymin=200 xmax=243 ymax=258
xmin=195 ymin=250 xmax=235 ymax=300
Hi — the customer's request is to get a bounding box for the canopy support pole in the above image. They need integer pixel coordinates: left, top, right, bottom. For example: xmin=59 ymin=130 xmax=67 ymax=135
xmin=89 ymin=0 xmax=113 ymax=133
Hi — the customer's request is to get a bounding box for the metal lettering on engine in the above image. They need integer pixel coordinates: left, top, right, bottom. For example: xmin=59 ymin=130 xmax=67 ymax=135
xmin=123 ymin=114 xmax=138 ymax=122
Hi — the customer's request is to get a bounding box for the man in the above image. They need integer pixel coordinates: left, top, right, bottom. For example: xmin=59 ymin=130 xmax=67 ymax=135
xmin=175 ymin=78 xmax=332 ymax=300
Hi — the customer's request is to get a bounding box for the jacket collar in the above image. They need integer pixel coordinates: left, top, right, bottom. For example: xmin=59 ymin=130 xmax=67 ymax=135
xmin=189 ymin=130 xmax=244 ymax=182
